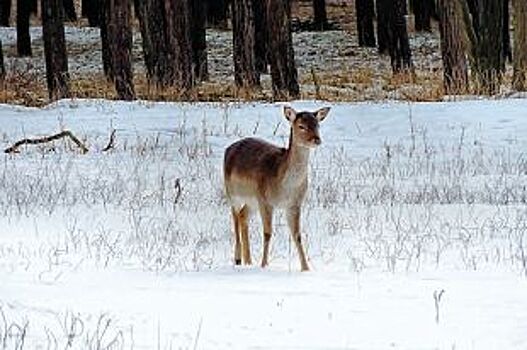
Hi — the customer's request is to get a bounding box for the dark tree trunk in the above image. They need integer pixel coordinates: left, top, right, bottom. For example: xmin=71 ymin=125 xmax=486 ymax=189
xmin=164 ymin=0 xmax=193 ymax=93
xmin=513 ymin=0 xmax=527 ymax=90
xmin=503 ymin=0 xmax=512 ymax=62
xmin=254 ymin=0 xmax=268 ymax=73
xmin=42 ymin=0 xmax=70 ymax=100
xmin=313 ymin=0 xmax=327 ymax=30
xmin=438 ymin=0 xmax=468 ymax=94
xmin=206 ymin=0 xmax=228 ymax=28
xmin=387 ymin=0 xmax=412 ymax=72
xmin=17 ymin=0 xmax=32 ymax=56
xmin=0 ymin=0 xmax=11 ymax=26
xmin=0 ymin=39 xmax=5 ymax=82
xmin=137 ymin=0 xmax=169 ymax=86
xmin=63 ymin=0 xmax=77 ymax=21
xmin=232 ymin=0 xmax=259 ymax=89
xmin=100 ymin=1 xmax=112 ymax=80
xmin=104 ymin=0 xmax=135 ymax=100
xmin=463 ymin=0 xmax=505 ymax=94
xmin=413 ymin=0 xmax=435 ymax=31
xmin=356 ymin=0 xmax=376 ymax=47
xmin=30 ymin=0 xmax=37 ymax=14
xmin=190 ymin=0 xmax=208 ymax=81
xmin=85 ymin=0 xmax=101 ymax=26
xmin=266 ymin=0 xmax=299 ymax=99
xmin=376 ymin=0 xmax=389 ymax=54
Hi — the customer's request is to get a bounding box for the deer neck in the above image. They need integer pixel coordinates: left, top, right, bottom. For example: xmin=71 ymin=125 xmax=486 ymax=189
xmin=282 ymin=128 xmax=310 ymax=184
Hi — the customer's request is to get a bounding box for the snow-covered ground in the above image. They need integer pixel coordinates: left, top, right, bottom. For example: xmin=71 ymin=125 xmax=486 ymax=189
xmin=1 ymin=99 xmax=527 ymax=349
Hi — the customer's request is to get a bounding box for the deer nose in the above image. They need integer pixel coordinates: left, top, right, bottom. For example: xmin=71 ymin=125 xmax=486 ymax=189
xmin=312 ymin=136 xmax=321 ymax=145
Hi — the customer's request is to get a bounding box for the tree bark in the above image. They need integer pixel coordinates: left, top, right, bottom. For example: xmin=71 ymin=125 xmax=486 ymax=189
xmin=413 ymin=0 xmax=435 ymax=31
xmin=0 ymin=0 xmax=11 ymax=26
xmin=42 ymin=0 xmax=70 ymax=100
xmin=513 ymin=0 xmax=527 ymax=90
xmin=190 ymin=0 xmax=208 ymax=81
xmin=17 ymin=0 xmax=32 ymax=56
xmin=356 ymin=0 xmax=376 ymax=47
xmin=438 ymin=0 xmax=468 ymax=94
xmin=164 ymin=0 xmax=193 ymax=93
xmin=206 ymin=0 xmax=229 ymax=28
xmin=104 ymin=0 xmax=135 ymax=100
xmin=254 ymin=0 xmax=269 ymax=73
xmin=0 ymin=39 xmax=5 ymax=82
xmin=387 ymin=0 xmax=412 ymax=73
xmin=137 ymin=0 xmax=169 ymax=86
xmin=463 ymin=0 xmax=505 ymax=94
xmin=84 ymin=0 xmax=101 ymax=26
xmin=64 ymin=0 xmax=77 ymax=21
xmin=503 ymin=0 xmax=512 ymax=62
xmin=313 ymin=0 xmax=327 ymax=30
xmin=375 ymin=0 xmax=389 ymax=54
xmin=266 ymin=0 xmax=299 ymax=99
xmin=100 ymin=2 xmax=112 ymax=80
xmin=232 ymin=0 xmax=259 ymax=89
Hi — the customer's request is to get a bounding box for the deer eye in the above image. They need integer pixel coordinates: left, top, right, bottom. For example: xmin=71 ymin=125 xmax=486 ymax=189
xmin=298 ymin=125 xmax=307 ymax=131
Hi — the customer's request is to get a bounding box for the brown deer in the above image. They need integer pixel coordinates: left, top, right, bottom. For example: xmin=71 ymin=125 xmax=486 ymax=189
xmin=223 ymin=106 xmax=331 ymax=271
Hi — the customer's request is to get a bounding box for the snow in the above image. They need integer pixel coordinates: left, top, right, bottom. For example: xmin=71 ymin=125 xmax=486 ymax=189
xmin=1 ymin=99 xmax=527 ymax=349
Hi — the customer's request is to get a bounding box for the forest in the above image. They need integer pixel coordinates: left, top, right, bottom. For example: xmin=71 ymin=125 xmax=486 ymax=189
xmin=0 ymin=0 xmax=525 ymax=105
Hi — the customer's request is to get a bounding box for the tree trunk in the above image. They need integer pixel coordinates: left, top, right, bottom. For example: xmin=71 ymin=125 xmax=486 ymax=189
xmin=387 ymin=0 xmax=412 ymax=72
xmin=137 ymin=0 xmax=169 ymax=86
xmin=375 ymin=0 xmax=389 ymax=54
xmin=17 ymin=0 xmax=32 ymax=56
xmin=30 ymin=0 xmax=37 ymax=14
xmin=0 ymin=39 xmax=5 ymax=82
xmin=503 ymin=0 xmax=512 ymax=62
xmin=0 ymin=0 xmax=11 ymax=26
xmin=414 ymin=0 xmax=435 ymax=31
xmin=100 ymin=2 xmax=112 ymax=80
xmin=232 ymin=0 xmax=259 ymax=89
xmin=42 ymin=0 xmax=70 ymax=100
xmin=438 ymin=0 xmax=468 ymax=94
xmin=266 ymin=0 xmax=299 ymax=99
xmin=84 ymin=0 xmax=101 ymax=26
xmin=104 ymin=0 xmax=135 ymax=100
xmin=64 ymin=0 xmax=77 ymax=21
xmin=164 ymin=0 xmax=193 ymax=93
xmin=254 ymin=0 xmax=268 ymax=73
xmin=206 ymin=0 xmax=228 ymax=28
xmin=356 ymin=0 xmax=376 ymax=47
xmin=513 ymin=0 xmax=527 ymax=90
xmin=463 ymin=0 xmax=505 ymax=94
xmin=190 ymin=0 xmax=208 ymax=81
xmin=313 ymin=0 xmax=327 ymax=30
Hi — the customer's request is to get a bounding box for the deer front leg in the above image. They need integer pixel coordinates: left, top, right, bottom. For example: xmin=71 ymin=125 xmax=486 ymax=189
xmin=259 ymin=203 xmax=273 ymax=268
xmin=286 ymin=206 xmax=309 ymax=271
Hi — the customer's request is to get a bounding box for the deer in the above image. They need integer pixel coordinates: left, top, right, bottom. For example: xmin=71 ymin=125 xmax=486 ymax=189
xmin=223 ymin=106 xmax=331 ymax=271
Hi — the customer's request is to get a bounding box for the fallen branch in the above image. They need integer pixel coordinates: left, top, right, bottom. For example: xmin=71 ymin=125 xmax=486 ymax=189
xmin=102 ymin=129 xmax=116 ymax=152
xmin=4 ymin=130 xmax=89 ymax=154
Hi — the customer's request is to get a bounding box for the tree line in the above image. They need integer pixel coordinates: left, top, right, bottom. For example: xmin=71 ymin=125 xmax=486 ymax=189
xmin=0 ymin=0 xmax=526 ymax=102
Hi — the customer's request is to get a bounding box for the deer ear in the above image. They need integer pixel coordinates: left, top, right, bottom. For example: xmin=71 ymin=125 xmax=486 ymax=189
xmin=315 ymin=107 xmax=331 ymax=122
xmin=283 ymin=106 xmax=297 ymax=123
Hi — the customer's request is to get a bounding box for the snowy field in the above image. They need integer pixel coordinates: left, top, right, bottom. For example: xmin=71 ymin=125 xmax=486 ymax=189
xmin=1 ymin=99 xmax=527 ymax=349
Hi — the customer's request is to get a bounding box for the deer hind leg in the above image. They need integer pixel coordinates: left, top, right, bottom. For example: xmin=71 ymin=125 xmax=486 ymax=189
xmin=286 ymin=206 xmax=310 ymax=271
xmin=239 ymin=205 xmax=252 ymax=265
xmin=231 ymin=208 xmax=242 ymax=265
xmin=258 ymin=202 xmax=273 ymax=268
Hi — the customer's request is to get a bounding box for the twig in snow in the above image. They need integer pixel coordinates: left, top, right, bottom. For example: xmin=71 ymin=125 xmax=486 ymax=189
xmin=102 ymin=129 xmax=116 ymax=152
xmin=434 ymin=289 xmax=445 ymax=324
